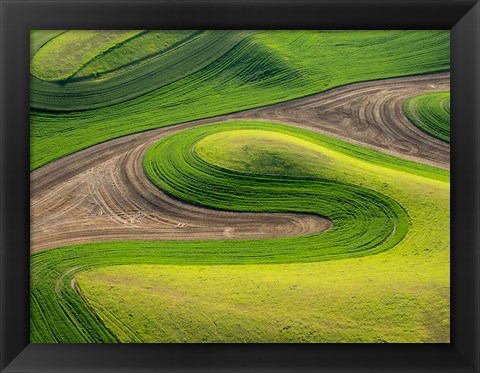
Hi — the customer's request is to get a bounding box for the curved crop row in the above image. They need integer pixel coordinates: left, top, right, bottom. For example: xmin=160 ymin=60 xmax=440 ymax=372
xmin=30 ymin=120 xmax=451 ymax=343
xmin=31 ymin=121 xmax=415 ymax=342
xmin=31 ymin=30 xmax=255 ymax=111
xmin=31 ymin=30 xmax=144 ymax=81
xmin=30 ymin=30 xmax=200 ymax=82
xmin=72 ymin=30 xmax=200 ymax=80
xmin=30 ymin=30 xmax=67 ymax=58
xmin=144 ymin=121 xmax=409 ymax=260
xmin=404 ymin=91 xmax=450 ymax=142
xmin=30 ymin=30 xmax=450 ymax=170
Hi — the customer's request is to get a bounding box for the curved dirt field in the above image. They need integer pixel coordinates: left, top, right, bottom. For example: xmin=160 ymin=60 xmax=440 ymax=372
xmin=230 ymin=72 xmax=450 ymax=169
xmin=31 ymin=127 xmax=331 ymax=251
xmin=31 ymin=73 xmax=449 ymax=251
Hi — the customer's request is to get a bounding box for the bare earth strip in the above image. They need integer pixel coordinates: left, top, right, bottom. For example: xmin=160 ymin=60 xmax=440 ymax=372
xmin=231 ymin=72 xmax=450 ymax=169
xmin=31 ymin=73 xmax=449 ymax=251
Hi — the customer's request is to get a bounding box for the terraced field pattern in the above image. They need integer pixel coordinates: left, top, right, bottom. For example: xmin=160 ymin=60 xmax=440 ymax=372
xmin=30 ymin=30 xmax=450 ymax=343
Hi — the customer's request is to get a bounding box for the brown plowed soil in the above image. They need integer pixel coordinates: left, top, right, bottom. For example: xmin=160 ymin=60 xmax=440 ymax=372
xmin=31 ymin=73 xmax=449 ymax=251
xmin=229 ymin=72 xmax=450 ymax=169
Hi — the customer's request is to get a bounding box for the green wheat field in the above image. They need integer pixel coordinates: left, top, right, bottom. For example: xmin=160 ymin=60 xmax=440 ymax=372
xmin=30 ymin=30 xmax=450 ymax=343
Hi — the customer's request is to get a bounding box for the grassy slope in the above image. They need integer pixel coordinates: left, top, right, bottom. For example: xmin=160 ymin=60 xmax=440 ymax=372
xmin=404 ymin=91 xmax=450 ymax=142
xmin=72 ymin=30 xmax=199 ymax=79
xmin=144 ymin=123 xmax=409 ymax=260
xmin=30 ymin=30 xmax=449 ymax=170
xmin=30 ymin=30 xmax=66 ymax=58
xmin=30 ymin=31 xmax=254 ymax=111
xmin=31 ymin=121 xmax=449 ymax=343
xmin=77 ymin=258 xmax=449 ymax=343
xmin=31 ymin=30 xmax=143 ymax=81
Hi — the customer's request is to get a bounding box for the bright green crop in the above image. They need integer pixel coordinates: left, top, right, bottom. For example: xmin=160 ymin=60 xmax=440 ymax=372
xmin=404 ymin=91 xmax=450 ymax=142
xmin=31 ymin=121 xmax=450 ymax=342
xmin=30 ymin=30 xmax=449 ymax=170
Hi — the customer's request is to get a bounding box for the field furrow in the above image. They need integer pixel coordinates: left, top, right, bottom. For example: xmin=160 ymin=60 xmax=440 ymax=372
xmin=31 ymin=74 xmax=448 ymax=252
xmin=29 ymin=30 xmax=450 ymax=344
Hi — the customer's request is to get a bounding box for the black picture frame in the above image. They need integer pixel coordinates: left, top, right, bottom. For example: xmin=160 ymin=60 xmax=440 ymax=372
xmin=1 ymin=0 xmax=479 ymax=372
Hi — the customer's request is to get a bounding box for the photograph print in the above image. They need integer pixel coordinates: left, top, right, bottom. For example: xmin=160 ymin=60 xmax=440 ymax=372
xmin=30 ymin=30 xmax=450 ymax=343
